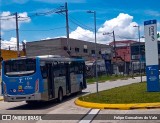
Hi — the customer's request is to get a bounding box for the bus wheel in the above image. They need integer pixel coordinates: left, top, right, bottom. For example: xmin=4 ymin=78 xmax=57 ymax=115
xmin=26 ymin=101 xmax=36 ymax=105
xmin=58 ymin=89 xmax=63 ymax=103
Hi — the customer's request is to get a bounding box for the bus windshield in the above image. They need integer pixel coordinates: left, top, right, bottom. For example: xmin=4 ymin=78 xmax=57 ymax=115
xmin=4 ymin=59 xmax=36 ymax=76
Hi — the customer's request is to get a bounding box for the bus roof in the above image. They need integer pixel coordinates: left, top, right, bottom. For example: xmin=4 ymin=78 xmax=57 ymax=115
xmin=3 ymin=55 xmax=85 ymax=62
xmin=39 ymin=57 xmax=85 ymax=62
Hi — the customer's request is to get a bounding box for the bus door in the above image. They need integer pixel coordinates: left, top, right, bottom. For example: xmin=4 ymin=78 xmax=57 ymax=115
xmin=46 ymin=63 xmax=55 ymax=99
xmin=65 ymin=63 xmax=71 ymax=94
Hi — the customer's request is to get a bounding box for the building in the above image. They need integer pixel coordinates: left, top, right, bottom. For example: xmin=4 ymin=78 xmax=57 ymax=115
xmin=1 ymin=49 xmax=25 ymax=60
xmin=109 ymin=40 xmax=137 ymax=74
xmin=26 ymin=38 xmax=112 ymax=61
xmin=0 ymin=49 xmax=25 ymax=69
xmin=130 ymin=42 xmax=145 ymax=73
xmin=130 ymin=41 xmax=160 ymax=73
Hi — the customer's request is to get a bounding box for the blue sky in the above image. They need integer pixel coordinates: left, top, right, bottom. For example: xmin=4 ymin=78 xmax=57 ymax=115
xmin=0 ymin=0 xmax=160 ymax=49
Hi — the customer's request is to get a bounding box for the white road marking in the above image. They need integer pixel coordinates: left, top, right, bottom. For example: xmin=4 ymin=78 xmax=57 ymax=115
xmin=79 ymin=109 xmax=100 ymax=123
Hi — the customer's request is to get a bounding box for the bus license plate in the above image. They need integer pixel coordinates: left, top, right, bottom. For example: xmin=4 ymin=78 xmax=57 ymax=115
xmin=18 ymin=86 xmax=22 ymax=90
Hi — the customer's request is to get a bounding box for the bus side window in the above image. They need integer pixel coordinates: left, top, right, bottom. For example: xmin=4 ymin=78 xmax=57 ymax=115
xmin=40 ymin=66 xmax=47 ymax=79
xmin=74 ymin=62 xmax=83 ymax=74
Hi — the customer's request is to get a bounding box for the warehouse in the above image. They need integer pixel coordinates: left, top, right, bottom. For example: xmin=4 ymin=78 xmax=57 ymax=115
xmin=26 ymin=38 xmax=112 ymax=61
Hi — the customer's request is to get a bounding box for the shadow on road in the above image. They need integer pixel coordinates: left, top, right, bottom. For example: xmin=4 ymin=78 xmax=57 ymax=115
xmin=7 ymin=92 xmax=88 ymax=110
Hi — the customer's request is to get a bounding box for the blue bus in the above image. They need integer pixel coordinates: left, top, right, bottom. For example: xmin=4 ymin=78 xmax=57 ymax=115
xmin=1 ymin=55 xmax=87 ymax=103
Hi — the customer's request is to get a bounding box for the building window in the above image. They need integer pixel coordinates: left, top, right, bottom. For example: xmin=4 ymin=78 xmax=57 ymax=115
xmin=63 ymin=46 xmax=71 ymax=51
xmin=91 ymin=50 xmax=95 ymax=54
xmin=75 ymin=47 xmax=79 ymax=52
xmin=83 ymin=49 xmax=88 ymax=53
xmin=63 ymin=46 xmax=67 ymax=50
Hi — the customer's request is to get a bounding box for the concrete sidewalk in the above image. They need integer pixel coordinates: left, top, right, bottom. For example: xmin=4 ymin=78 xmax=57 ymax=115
xmin=84 ymin=76 xmax=146 ymax=93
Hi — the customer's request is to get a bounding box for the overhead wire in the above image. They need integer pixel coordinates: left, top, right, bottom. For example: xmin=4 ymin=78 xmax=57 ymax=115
xmin=57 ymin=12 xmax=94 ymax=31
xmin=68 ymin=15 xmax=94 ymax=31
xmin=20 ymin=27 xmax=65 ymax=32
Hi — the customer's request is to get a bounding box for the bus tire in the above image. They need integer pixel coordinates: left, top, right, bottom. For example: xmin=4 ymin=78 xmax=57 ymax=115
xmin=57 ymin=88 xmax=63 ymax=103
xmin=26 ymin=101 xmax=36 ymax=105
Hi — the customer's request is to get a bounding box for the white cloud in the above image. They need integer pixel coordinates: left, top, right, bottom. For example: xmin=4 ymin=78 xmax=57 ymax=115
xmin=41 ymin=37 xmax=52 ymax=40
xmin=70 ymin=26 xmax=94 ymax=42
xmin=1 ymin=11 xmax=31 ymax=31
xmin=69 ymin=13 xmax=138 ymax=44
xmin=2 ymin=37 xmax=23 ymax=50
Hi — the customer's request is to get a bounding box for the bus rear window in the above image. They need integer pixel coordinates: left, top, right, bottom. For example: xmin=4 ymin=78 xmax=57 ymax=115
xmin=4 ymin=59 xmax=36 ymax=76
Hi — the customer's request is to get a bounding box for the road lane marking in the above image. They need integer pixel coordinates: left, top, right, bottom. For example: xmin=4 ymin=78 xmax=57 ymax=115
xmin=79 ymin=109 xmax=100 ymax=123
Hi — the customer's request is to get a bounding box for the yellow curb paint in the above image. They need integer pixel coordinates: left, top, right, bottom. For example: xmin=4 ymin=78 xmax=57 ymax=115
xmin=75 ymin=99 xmax=160 ymax=110
xmin=0 ymin=97 xmax=4 ymax=101
xmin=0 ymin=99 xmax=3 ymax=101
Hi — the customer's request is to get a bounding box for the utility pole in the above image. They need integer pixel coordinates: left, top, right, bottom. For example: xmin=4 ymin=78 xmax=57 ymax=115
xmin=15 ymin=12 xmax=20 ymax=57
xmin=113 ymin=31 xmax=116 ymax=63
xmin=56 ymin=2 xmax=70 ymax=56
xmin=112 ymin=30 xmax=118 ymax=74
xmin=93 ymin=11 xmax=98 ymax=93
xmin=65 ymin=2 xmax=70 ymax=55
xmin=103 ymin=30 xmax=118 ymax=74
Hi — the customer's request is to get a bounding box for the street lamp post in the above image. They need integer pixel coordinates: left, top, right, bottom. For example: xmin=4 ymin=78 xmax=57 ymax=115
xmin=123 ymin=52 xmax=126 ymax=75
xmin=133 ymin=25 xmax=142 ymax=82
xmin=87 ymin=10 xmax=98 ymax=93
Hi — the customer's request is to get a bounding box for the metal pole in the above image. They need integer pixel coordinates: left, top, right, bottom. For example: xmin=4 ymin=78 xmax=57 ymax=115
xmin=113 ymin=31 xmax=116 ymax=53
xmin=94 ymin=11 xmax=98 ymax=93
xmin=15 ymin=12 xmax=20 ymax=57
xmin=138 ymin=26 xmax=142 ymax=82
xmin=113 ymin=30 xmax=118 ymax=74
xmin=123 ymin=52 xmax=126 ymax=75
xmin=65 ymin=2 xmax=70 ymax=56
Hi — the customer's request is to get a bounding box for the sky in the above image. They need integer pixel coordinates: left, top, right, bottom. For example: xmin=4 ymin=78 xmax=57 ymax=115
xmin=0 ymin=0 xmax=160 ymax=50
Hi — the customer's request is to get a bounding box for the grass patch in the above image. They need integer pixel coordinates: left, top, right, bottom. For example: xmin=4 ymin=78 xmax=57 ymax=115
xmin=87 ymin=75 xmax=131 ymax=84
xmin=79 ymin=82 xmax=160 ymax=104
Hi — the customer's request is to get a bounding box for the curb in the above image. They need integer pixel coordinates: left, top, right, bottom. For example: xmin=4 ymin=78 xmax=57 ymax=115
xmin=75 ymin=98 xmax=160 ymax=110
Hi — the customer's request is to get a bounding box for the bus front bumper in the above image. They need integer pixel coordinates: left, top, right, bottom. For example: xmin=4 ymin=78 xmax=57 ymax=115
xmin=3 ymin=93 xmax=41 ymax=102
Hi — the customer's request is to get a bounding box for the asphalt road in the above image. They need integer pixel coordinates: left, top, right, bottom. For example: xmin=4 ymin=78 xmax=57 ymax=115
xmin=0 ymin=76 xmax=160 ymax=123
